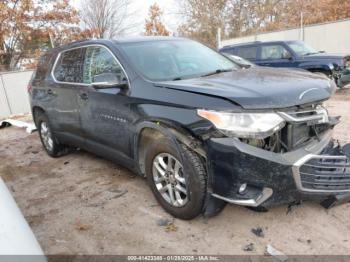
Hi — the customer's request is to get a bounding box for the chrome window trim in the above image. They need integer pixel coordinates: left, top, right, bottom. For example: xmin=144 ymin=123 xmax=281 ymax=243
xmin=292 ymin=154 xmax=350 ymax=193
xmin=51 ymin=44 xmax=130 ymax=87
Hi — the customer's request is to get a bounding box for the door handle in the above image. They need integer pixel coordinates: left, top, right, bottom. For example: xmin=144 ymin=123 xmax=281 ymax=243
xmin=80 ymin=93 xmax=88 ymax=100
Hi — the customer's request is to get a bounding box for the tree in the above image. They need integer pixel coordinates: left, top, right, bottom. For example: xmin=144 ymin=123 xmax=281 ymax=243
xmin=145 ymin=3 xmax=170 ymax=36
xmin=0 ymin=0 xmax=92 ymax=70
xmin=80 ymin=0 xmax=138 ymax=38
xmin=178 ymin=0 xmax=227 ymax=48
xmin=178 ymin=0 xmax=350 ymax=47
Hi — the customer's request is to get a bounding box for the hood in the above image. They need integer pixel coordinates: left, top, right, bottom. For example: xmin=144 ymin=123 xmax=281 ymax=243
xmin=156 ymin=67 xmax=336 ymax=109
xmin=304 ymin=52 xmax=349 ymax=60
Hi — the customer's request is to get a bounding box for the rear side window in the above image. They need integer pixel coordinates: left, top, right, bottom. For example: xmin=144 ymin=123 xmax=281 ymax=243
xmin=53 ymin=48 xmax=85 ymax=83
xmin=34 ymin=53 xmax=53 ymax=81
xmin=83 ymin=46 xmax=125 ymax=84
xmin=235 ymin=46 xmax=257 ymax=60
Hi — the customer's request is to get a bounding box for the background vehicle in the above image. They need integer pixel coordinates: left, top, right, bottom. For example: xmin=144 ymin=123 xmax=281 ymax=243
xmin=29 ymin=37 xmax=350 ymax=220
xmin=219 ymin=40 xmax=350 ymax=88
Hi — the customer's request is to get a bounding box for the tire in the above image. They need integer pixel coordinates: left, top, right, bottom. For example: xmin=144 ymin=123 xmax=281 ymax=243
xmin=35 ymin=112 xmax=71 ymax=157
xmin=145 ymin=137 xmax=207 ymax=220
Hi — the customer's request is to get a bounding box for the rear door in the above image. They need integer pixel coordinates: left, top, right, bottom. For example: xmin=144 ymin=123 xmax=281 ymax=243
xmin=50 ymin=47 xmax=86 ymax=145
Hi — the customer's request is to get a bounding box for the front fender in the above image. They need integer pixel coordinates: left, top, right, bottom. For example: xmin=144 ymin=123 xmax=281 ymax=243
xmin=299 ymin=62 xmax=334 ymax=72
xmin=133 ymin=120 xmax=206 ymax=164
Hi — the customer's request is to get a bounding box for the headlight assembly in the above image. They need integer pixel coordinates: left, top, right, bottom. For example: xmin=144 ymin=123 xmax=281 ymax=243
xmin=197 ymin=109 xmax=285 ymax=139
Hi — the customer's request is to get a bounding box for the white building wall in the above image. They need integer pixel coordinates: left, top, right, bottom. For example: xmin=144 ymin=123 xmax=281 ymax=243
xmin=221 ymin=19 xmax=350 ymax=54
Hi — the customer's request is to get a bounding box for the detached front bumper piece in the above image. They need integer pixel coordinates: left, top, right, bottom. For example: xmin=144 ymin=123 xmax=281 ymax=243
xmin=336 ymin=68 xmax=350 ymax=88
xmin=206 ymin=131 xmax=350 ymax=208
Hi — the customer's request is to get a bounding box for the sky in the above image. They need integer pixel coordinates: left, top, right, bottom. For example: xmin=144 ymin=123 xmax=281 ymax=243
xmin=71 ymin=0 xmax=181 ymax=36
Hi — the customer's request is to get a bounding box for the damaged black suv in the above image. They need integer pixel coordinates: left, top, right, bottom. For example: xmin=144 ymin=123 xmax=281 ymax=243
xmin=29 ymin=37 xmax=350 ymax=220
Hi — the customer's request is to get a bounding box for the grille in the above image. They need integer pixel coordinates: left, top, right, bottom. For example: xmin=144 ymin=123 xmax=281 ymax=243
xmin=299 ymin=155 xmax=350 ymax=192
xmin=278 ymin=105 xmax=329 ymax=124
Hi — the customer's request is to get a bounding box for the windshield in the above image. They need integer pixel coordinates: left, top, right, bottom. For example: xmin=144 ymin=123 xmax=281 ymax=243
xmin=120 ymin=40 xmax=239 ymax=81
xmin=287 ymin=41 xmax=318 ymax=56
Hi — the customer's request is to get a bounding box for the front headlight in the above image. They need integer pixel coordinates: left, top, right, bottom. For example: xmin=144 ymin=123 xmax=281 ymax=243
xmin=197 ymin=109 xmax=285 ymax=139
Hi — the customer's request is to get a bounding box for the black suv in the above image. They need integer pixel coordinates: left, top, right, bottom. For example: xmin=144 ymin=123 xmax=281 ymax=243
xmin=220 ymin=40 xmax=350 ymax=88
xmin=29 ymin=37 xmax=350 ymax=219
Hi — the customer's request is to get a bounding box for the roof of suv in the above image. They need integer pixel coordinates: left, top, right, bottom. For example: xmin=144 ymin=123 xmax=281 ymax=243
xmin=51 ymin=37 xmax=188 ymax=53
xmin=221 ymin=40 xmax=299 ymax=49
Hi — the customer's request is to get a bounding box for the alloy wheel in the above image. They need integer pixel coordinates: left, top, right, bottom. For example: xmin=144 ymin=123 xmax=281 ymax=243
xmin=152 ymin=153 xmax=188 ymax=207
xmin=40 ymin=122 xmax=54 ymax=151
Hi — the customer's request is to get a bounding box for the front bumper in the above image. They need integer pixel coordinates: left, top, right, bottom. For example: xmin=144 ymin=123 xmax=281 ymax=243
xmin=206 ymin=130 xmax=350 ymax=208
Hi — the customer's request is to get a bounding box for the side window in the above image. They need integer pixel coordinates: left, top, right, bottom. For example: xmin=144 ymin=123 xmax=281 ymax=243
xmin=261 ymin=45 xmax=291 ymax=60
xmin=83 ymin=46 xmax=125 ymax=84
xmin=235 ymin=46 xmax=258 ymax=60
xmin=53 ymin=48 xmax=84 ymax=83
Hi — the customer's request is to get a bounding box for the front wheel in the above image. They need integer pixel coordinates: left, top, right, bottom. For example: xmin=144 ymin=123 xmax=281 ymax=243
xmin=145 ymin=137 xmax=207 ymax=220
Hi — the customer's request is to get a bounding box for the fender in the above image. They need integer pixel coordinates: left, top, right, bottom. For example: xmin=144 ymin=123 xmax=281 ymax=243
xmin=133 ymin=120 xmax=206 ymax=166
xmin=298 ymin=61 xmax=334 ymax=73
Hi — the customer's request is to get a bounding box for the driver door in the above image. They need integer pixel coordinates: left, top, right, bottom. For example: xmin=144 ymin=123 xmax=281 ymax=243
xmin=256 ymin=44 xmax=294 ymax=67
xmin=78 ymin=45 xmax=133 ymax=161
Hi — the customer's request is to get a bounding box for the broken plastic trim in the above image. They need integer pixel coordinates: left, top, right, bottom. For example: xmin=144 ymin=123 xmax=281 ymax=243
xmin=0 ymin=119 xmax=37 ymax=134
xmin=211 ymin=187 xmax=273 ymax=207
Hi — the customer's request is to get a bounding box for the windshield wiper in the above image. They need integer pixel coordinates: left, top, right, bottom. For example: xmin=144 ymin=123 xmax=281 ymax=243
xmin=303 ymin=52 xmax=318 ymax=56
xmin=200 ymin=68 xmax=234 ymax=77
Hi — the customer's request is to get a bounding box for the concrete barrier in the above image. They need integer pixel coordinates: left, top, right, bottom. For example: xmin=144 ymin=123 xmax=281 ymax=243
xmin=0 ymin=70 xmax=33 ymax=119
xmin=221 ymin=19 xmax=350 ymax=54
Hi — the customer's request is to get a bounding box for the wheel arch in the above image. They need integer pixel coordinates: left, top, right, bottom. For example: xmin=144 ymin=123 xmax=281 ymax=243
xmin=134 ymin=121 xmax=206 ymax=176
xmin=31 ymin=106 xmax=46 ymax=126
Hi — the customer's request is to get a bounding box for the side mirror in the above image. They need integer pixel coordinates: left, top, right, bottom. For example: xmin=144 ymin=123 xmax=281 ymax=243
xmin=284 ymin=53 xmax=293 ymax=60
xmin=91 ymin=80 xmax=128 ymax=90
xmin=91 ymin=72 xmax=128 ymax=89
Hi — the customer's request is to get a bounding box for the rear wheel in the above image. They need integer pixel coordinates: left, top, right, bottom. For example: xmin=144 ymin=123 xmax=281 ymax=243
xmin=145 ymin=137 xmax=207 ymax=220
xmin=36 ymin=112 xmax=71 ymax=157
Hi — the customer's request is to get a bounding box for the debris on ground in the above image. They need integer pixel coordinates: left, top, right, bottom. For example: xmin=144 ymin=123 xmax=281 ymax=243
xmin=266 ymin=244 xmax=288 ymax=261
xmin=0 ymin=119 xmax=37 ymax=133
xmin=243 ymin=243 xmax=255 ymax=252
xmin=63 ymin=161 xmax=69 ymax=165
xmin=251 ymin=227 xmax=264 ymax=238
xmin=75 ymin=220 xmax=92 ymax=231
xmin=165 ymin=223 xmax=178 ymax=233
xmin=107 ymin=187 xmax=128 ymax=198
xmin=156 ymin=218 xmax=173 ymax=227
xmin=286 ymin=201 xmax=302 ymax=214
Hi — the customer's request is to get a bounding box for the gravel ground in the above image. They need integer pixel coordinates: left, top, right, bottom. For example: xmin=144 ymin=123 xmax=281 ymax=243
xmin=0 ymin=88 xmax=350 ymax=255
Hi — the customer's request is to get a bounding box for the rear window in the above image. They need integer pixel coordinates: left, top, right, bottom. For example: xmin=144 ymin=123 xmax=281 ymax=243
xmin=53 ymin=48 xmax=85 ymax=83
xmin=235 ymin=46 xmax=258 ymax=60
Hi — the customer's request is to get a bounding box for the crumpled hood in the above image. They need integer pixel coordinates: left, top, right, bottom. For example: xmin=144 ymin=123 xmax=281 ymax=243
xmin=156 ymin=67 xmax=336 ymax=109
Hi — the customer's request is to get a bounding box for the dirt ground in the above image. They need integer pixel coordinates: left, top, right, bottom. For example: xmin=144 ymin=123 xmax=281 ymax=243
xmin=1 ymin=88 xmax=350 ymax=256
